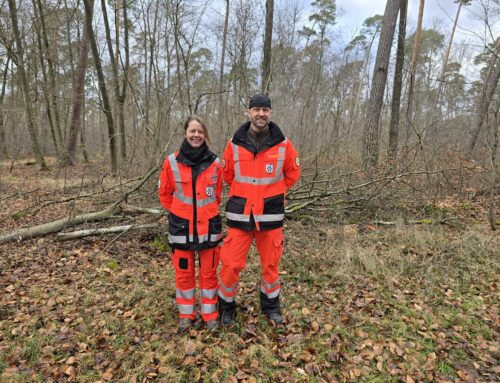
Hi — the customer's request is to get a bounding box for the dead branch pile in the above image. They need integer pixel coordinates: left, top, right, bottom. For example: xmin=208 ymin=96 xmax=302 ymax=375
xmin=0 ymin=162 xmax=481 ymax=244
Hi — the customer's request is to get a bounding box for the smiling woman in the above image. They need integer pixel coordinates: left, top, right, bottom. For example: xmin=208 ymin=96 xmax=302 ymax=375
xmin=158 ymin=115 xmax=222 ymax=332
xmin=183 ymin=116 xmax=210 ymax=147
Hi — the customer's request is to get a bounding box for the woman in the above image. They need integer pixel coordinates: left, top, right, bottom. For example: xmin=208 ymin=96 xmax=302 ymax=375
xmin=158 ymin=116 xmax=223 ymax=332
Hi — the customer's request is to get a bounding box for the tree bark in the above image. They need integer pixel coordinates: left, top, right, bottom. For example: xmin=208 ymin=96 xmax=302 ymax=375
xmin=405 ymin=0 xmax=425 ymax=137
xmin=7 ymin=0 xmax=47 ymax=170
xmin=66 ymin=1 xmax=92 ymax=166
xmin=362 ymin=0 xmax=400 ymax=168
xmin=388 ymin=0 xmax=407 ymax=160
xmin=35 ymin=0 xmax=64 ymax=159
xmin=57 ymin=224 xmax=160 ymax=240
xmin=0 ymin=203 xmax=120 ymax=244
xmin=118 ymin=0 xmax=130 ymax=160
xmin=467 ymin=38 xmax=500 ymax=156
xmin=0 ymin=57 xmax=10 ymax=159
xmin=83 ymin=0 xmax=118 ymax=175
xmin=261 ymin=0 xmax=274 ymax=94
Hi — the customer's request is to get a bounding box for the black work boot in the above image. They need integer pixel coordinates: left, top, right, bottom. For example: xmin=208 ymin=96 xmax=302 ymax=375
xmin=267 ymin=311 xmax=283 ymax=325
xmin=260 ymin=291 xmax=283 ymax=325
xmin=178 ymin=318 xmax=193 ymax=333
xmin=218 ymin=298 xmax=236 ymax=326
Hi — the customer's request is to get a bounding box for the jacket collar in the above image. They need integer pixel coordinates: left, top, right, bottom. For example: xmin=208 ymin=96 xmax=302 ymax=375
xmin=232 ymin=121 xmax=285 ymax=153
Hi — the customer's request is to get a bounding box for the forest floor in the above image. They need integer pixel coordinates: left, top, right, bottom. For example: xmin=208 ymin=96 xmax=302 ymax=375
xmin=0 ymin=158 xmax=498 ymax=383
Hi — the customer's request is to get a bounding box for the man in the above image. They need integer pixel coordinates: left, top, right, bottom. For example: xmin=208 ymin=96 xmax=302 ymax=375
xmin=218 ymin=93 xmax=300 ymax=325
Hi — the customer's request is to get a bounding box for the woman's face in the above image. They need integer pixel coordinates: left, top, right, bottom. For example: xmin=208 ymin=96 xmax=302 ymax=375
xmin=185 ymin=120 xmax=206 ymax=148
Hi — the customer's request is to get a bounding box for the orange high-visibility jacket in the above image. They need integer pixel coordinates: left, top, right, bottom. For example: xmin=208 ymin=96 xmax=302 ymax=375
xmin=222 ymin=121 xmax=300 ymax=231
xmin=159 ymin=151 xmax=223 ymax=250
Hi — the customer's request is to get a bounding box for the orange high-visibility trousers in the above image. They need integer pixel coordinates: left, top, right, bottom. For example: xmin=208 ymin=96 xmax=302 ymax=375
xmin=172 ymin=247 xmax=219 ymax=322
xmin=218 ymin=227 xmax=283 ymax=304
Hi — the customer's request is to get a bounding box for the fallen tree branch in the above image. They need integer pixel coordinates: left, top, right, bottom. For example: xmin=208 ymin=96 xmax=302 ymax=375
xmin=0 ymin=164 xmax=162 ymax=244
xmin=57 ymin=223 xmax=160 ymax=240
xmin=0 ymin=203 xmax=120 ymax=244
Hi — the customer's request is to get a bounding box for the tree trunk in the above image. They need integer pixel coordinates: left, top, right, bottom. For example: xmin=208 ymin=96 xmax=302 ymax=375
xmin=7 ymin=0 xmax=47 ymax=170
xmin=261 ymin=0 xmax=274 ymax=94
xmin=405 ymin=0 xmax=425 ymax=137
xmin=388 ymin=0 xmax=407 ymax=160
xmin=35 ymin=0 xmax=64 ymax=159
xmin=118 ymin=0 xmax=130 ymax=160
xmin=468 ymin=38 xmax=500 ymax=156
xmin=217 ymin=0 xmax=230 ymax=152
xmin=0 ymin=58 xmax=10 ymax=159
xmin=488 ymin=102 xmax=499 ymax=231
xmin=362 ymin=0 xmax=400 ymax=168
xmin=84 ymin=0 xmax=118 ymax=175
xmin=66 ymin=1 xmax=92 ymax=166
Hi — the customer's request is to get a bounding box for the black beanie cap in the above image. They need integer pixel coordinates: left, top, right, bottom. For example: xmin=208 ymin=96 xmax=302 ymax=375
xmin=248 ymin=94 xmax=271 ymax=109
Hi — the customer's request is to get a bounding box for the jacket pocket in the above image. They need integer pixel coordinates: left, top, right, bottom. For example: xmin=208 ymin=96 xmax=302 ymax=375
xmin=208 ymin=214 xmax=222 ymax=235
xmin=263 ymin=194 xmax=285 ymax=215
xmin=273 ymin=234 xmax=284 ymax=264
xmin=226 ymin=196 xmax=247 ymax=214
xmin=168 ymin=212 xmax=189 ymax=241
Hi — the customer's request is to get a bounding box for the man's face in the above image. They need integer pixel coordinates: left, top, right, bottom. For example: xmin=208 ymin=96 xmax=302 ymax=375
xmin=247 ymin=107 xmax=272 ymax=133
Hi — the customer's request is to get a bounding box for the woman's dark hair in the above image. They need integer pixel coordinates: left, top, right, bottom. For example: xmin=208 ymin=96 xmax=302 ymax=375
xmin=183 ymin=115 xmax=210 ymax=144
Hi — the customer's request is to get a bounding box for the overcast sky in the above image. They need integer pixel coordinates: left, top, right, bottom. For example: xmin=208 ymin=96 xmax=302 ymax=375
xmin=334 ymin=0 xmax=498 ymax=47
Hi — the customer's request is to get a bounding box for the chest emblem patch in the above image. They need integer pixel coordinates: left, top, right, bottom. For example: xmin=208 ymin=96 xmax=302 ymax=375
xmin=206 ymin=186 xmax=214 ymax=196
xmin=265 ymin=164 xmax=274 ymax=174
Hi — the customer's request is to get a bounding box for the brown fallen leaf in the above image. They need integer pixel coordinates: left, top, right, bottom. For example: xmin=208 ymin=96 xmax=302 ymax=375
xmin=185 ymin=340 xmax=196 ymax=356
xmin=66 ymin=356 xmax=77 ymax=365
xmin=64 ymin=366 xmax=76 ymax=377
xmin=158 ymin=366 xmax=169 ymax=374
xmin=2 ymin=366 xmax=19 ymax=377
xmin=304 ymin=362 xmax=320 ymax=375
xmin=102 ymin=369 xmax=114 ymax=381
xmin=235 ymin=370 xmax=250 ymax=379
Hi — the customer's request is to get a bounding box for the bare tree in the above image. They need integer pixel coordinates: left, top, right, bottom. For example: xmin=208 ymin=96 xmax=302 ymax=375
xmin=262 ymin=0 xmax=274 ymax=94
xmin=362 ymin=0 xmax=400 ymax=168
xmin=468 ymin=38 xmax=500 ymax=156
xmin=405 ymin=0 xmax=425 ymax=138
xmin=33 ymin=0 xmax=64 ymax=160
xmin=0 ymin=57 xmax=10 ymax=159
xmin=66 ymin=1 xmax=92 ymax=166
xmin=7 ymin=0 xmax=47 ymax=170
xmin=388 ymin=0 xmax=407 ymax=160
xmin=83 ymin=0 xmax=118 ymax=175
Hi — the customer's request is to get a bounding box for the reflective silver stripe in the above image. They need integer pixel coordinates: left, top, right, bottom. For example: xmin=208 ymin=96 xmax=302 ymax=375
xmin=176 ymin=288 xmax=195 ymax=299
xmin=220 ymin=281 xmax=238 ymax=293
xmin=168 ymin=154 xmax=194 ymax=205
xmin=178 ymin=304 xmax=194 ymax=314
xmin=232 ymin=143 xmax=286 ymax=185
xmin=201 ymin=288 xmax=217 ymax=299
xmin=226 ymin=212 xmax=250 ymax=222
xmin=254 ymin=214 xmax=285 ymax=222
xmin=169 ymin=234 xmax=187 ymax=244
xmin=260 ymin=285 xmax=280 ymax=299
xmin=210 ymin=233 xmax=223 ymax=242
xmin=197 ymin=195 xmax=217 ymax=207
xmin=172 ymin=233 xmax=222 ymax=245
xmin=261 ymin=278 xmax=280 ymax=291
xmin=201 ymin=303 xmax=217 ymax=314
xmin=217 ymin=290 xmax=235 ymax=302
xmin=168 ymin=153 xmax=218 ymax=207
